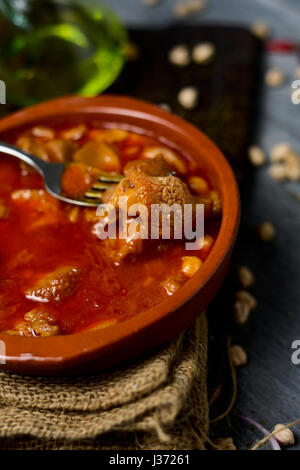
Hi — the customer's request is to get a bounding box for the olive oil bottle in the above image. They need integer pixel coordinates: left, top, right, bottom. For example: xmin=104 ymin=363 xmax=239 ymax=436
xmin=0 ymin=0 xmax=127 ymax=106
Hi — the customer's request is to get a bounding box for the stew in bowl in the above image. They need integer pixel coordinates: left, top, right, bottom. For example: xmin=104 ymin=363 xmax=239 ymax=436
xmin=0 ymin=96 xmax=239 ymax=374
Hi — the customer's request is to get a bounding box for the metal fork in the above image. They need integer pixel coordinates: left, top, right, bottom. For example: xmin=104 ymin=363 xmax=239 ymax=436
xmin=0 ymin=141 xmax=123 ymax=207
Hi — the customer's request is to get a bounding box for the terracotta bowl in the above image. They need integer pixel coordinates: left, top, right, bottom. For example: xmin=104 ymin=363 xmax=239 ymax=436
xmin=0 ymin=95 xmax=240 ymax=375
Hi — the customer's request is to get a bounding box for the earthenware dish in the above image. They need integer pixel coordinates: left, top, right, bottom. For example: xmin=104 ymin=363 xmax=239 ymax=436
xmin=0 ymin=95 xmax=240 ymax=375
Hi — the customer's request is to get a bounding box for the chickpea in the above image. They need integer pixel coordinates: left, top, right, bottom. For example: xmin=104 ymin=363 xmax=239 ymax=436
xmin=68 ymin=207 xmax=79 ymax=223
xmin=192 ymin=42 xmax=215 ymax=64
xmin=192 ymin=234 xmax=214 ymax=252
xmin=143 ymin=146 xmax=187 ymax=174
xmin=265 ymin=67 xmax=285 ymax=87
xmin=87 ymin=129 xmax=128 ymax=143
xmin=168 ymin=44 xmax=190 ymax=67
xmin=16 ymin=136 xmax=49 ymax=161
xmin=273 ymin=424 xmax=295 ymax=446
xmin=270 ymin=142 xmax=291 ymax=162
xmin=91 ymin=318 xmax=118 ymax=330
xmin=181 ymin=256 xmax=202 ymax=278
xmin=177 ymin=86 xmax=199 ymax=109
xmin=31 ymin=125 xmax=55 ymax=140
xmin=237 ymin=266 xmax=255 ymax=288
xmin=233 ymin=301 xmax=251 ymax=325
xmin=124 ymin=145 xmax=140 ymax=156
xmin=235 ymin=290 xmax=257 ymax=310
xmin=251 ymin=20 xmax=270 ymax=39
xmin=269 ymin=163 xmax=288 ymax=181
xmin=61 ymin=124 xmax=87 ymax=141
xmin=101 ymin=129 xmax=129 ymax=143
xmin=229 ymin=345 xmax=248 ymax=367
xmin=209 ymin=190 xmax=221 ymax=214
xmin=257 ymin=221 xmax=276 ymax=242
xmin=203 ymin=234 xmax=214 ymax=250
xmin=190 ymin=236 xmax=205 ymax=251
xmin=248 ymin=146 xmax=266 ymax=167
xmin=188 ymin=176 xmax=209 ymax=195
xmin=162 ymin=278 xmax=181 ymax=296
xmin=44 ymin=139 xmax=78 ymax=163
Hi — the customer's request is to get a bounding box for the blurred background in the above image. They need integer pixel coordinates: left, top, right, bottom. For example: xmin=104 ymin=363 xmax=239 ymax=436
xmin=1 ymin=0 xmax=300 ymax=450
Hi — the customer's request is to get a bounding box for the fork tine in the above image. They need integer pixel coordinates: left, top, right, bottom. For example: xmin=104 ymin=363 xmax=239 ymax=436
xmin=92 ymin=182 xmax=112 ymax=191
xmin=84 ymin=191 xmax=103 ymax=200
xmin=83 ymin=171 xmax=124 ymax=204
xmin=97 ymin=173 xmax=123 ymax=183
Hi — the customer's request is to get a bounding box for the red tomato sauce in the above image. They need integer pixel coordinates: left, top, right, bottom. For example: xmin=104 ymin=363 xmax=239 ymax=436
xmin=0 ymin=121 xmax=221 ymax=335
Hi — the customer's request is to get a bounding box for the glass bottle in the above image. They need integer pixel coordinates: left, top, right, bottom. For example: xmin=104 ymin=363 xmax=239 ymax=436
xmin=0 ymin=0 xmax=127 ymax=106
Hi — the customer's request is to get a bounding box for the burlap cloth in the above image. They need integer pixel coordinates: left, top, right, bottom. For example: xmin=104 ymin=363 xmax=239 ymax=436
xmin=0 ymin=314 xmax=208 ymax=450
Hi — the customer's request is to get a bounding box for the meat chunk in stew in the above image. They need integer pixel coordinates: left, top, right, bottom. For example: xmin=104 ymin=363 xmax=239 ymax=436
xmin=103 ymin=237 xmax=144 ymax=265
xmin=106 ymin=156 xmax=212 ymax=216
xmin=24 ymin=309 xmax=60 ymax=336
xmin=11 ymin=189 xmax=62 ymax=230
xmin=61 ymin=163 xmax=101 ymax=198
xmin=25 ymin=266 xmax=81 ymax=304
xmin=5 ymin=309 xmax=59 ymax=337
xmin=99 ymin=157 xmax=213 ymax=261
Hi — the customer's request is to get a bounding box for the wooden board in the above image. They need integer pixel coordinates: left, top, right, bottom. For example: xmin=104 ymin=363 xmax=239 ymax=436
xmin=109 ymin=25 xmax=261 ymax=180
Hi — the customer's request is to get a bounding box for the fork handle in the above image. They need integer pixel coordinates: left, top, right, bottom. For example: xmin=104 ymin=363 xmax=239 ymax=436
xmin=0 ymin=141 xmax=49 ymax=176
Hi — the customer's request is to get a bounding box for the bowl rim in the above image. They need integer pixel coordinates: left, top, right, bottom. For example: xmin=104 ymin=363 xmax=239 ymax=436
xmin=0 ymin=94 xmax=240 ymax=369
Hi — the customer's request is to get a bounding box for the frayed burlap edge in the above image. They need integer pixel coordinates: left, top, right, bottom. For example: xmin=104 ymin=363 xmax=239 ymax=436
xmin=0 ymin=314 xmax=208 ymax=450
